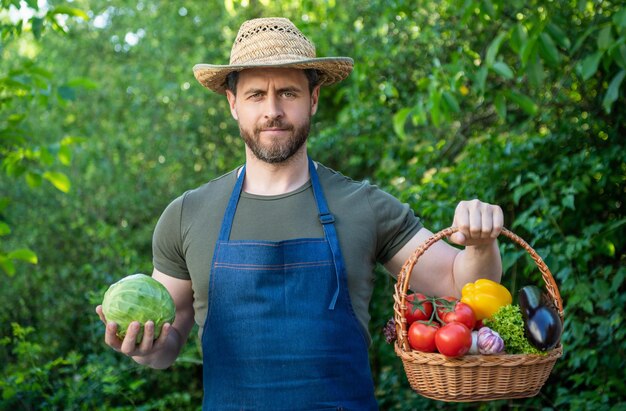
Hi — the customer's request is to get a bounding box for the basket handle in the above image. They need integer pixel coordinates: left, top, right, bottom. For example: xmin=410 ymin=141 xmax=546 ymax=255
xmin=393 ymin=226 xmax=564 ymax=352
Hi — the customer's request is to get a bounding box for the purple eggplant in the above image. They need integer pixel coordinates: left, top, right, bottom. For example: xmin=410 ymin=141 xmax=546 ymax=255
xmin=518 ymin=285 xmax=543 ymax=320
xmin=519 ymin=285 xmax=562 ymax=350
xmin=524 ymin=305 xmax=562 ymax=351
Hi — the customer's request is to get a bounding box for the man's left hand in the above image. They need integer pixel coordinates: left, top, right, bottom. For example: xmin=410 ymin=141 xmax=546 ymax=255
xmin=448 ymin=199 xmax=503 ymax=247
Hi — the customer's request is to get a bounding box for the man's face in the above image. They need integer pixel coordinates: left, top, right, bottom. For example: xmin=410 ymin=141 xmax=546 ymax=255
xmin=226 ymin=68 xmax=320 ymax=164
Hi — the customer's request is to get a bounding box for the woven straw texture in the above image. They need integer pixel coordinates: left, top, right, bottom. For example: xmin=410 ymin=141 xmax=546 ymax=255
xmin=393 ymin=227 xmax=563 ymax=402
xmin=193 ymin=17 xmax=353 ymax=94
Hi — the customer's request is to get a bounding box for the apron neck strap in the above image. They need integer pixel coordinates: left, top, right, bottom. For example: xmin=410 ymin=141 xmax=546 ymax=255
xmin=218 ymin=158 xmax=343 ymax=310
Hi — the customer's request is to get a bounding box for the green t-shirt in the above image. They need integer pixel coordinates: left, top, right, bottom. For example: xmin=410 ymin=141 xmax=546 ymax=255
xmin=152 ymin=163 xmax=422 ymax=342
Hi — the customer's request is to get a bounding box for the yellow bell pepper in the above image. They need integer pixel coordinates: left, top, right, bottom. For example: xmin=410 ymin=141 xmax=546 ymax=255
xmin=461 ymin=279 xmax=512 ymax=321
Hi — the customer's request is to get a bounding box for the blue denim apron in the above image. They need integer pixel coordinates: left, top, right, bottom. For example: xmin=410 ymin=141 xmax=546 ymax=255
xmin=201 ymin=158 xmax=378 ymax=411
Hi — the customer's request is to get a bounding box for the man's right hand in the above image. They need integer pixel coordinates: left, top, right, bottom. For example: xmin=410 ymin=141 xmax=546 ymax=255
xmin=96 ymin=270 xmax=195 ymax=369
xmin=95 ymin=305 xmax=173 ymax=359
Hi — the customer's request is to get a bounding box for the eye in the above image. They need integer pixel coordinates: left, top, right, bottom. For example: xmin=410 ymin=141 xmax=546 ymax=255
xmin=282 ymin=91 xmax=297 ymax=98
xmin=248 ymin=92 xmax=263 ymax=100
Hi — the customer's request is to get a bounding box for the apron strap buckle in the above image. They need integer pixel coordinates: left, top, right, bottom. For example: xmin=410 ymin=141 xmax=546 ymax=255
xmin=319 ymin=212 xmax=335 ymax=225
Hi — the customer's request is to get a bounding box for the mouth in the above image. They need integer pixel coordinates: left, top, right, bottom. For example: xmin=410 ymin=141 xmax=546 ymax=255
xmin=258 ymin=126 xmax=292 ymax=136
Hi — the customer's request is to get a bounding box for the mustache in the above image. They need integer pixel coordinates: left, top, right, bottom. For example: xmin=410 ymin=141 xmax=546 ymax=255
xmin=257 ymin=120 xmax=293 ymax=131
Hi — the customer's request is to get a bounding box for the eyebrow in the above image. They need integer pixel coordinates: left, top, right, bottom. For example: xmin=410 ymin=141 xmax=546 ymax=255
xmin=243 ymin=86 xmax=302 ymax=96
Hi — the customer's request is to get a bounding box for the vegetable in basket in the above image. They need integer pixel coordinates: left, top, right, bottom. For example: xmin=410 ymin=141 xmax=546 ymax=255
xmin=404 ymin=292 xmax=433 ymax=325
xmin=518 ymin=286 xmax=563 ymax=351
xmin=469 ymin=327 xmax=504 ymax=354
xmin=435 ymin=322 xmax=472 ymax=357
xmin=461 ymin=278 xmax=512 ymax=321
xmin=408 ymin=321 xmax=439 ymax=352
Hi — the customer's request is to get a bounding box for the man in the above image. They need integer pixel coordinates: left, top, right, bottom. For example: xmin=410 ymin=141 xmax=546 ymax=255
xmin=96 ymin=17 xmax=503 ymax=410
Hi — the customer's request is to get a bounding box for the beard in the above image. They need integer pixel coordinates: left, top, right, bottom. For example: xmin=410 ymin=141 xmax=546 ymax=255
xmin=239 ymin=117 xmax=310 ymax=164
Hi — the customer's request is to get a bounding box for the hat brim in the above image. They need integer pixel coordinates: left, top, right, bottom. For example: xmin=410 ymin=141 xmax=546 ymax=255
xmin=193 ymin=57 xmax=353 ymax=95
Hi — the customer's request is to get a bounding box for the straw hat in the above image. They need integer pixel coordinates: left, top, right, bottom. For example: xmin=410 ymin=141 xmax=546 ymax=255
xmin=193 ymin=17 xmax=354 ymax=94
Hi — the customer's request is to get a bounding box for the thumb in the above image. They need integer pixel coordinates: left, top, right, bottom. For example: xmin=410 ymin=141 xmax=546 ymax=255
xmin=449 ymin=231 xmax=466 ymax=245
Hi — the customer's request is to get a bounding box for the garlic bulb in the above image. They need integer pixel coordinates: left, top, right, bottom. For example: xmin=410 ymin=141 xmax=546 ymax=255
xmin=477 ymin=327 xmax=505 ymax=354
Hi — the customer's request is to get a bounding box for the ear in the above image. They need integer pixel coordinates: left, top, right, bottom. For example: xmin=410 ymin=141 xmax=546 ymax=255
xmin=310 ymin=84 xmax=321 ymax=116
xmin=226 ymin=90 xmax=238 ymax=120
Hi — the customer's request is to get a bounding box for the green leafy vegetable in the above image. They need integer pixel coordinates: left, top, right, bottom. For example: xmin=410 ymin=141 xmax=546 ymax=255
xmin=484 ymin=304 xmax=545 ymax=355
xmin=102 ymin=273 xmax=176 ymax=344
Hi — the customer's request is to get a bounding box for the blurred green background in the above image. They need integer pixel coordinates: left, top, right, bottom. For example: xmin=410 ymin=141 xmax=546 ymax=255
xmin=1 ymin=0 xmax=624 ymax=409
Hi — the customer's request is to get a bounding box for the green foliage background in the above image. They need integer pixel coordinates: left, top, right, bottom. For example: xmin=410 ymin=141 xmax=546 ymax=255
xmin=1 ymin=0 xmax=624 ymax=409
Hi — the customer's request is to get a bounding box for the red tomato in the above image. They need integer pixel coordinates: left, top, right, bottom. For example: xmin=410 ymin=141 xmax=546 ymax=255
xmin=439 ymin=301 xmax=476 ymax=330
xmin=408 ymin=321 xmax=439 ymax=352
xmin=435 ymin=296 xmax=458 ymax=320
xmin=435 ymin=322 xmax=472 ymax=357
xmin=404 ymin=293 xmax=434 ymax=325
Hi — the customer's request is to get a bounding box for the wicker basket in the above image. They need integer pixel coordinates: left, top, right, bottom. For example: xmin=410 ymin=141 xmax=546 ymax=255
xmin=393 ymin=227 xmax=564 ymax=402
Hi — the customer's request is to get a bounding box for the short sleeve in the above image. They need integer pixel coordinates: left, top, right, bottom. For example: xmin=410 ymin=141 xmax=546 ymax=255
xmin=152 ymin=194 xmax=191 ymax=280
xmin=369 ymin=188 xmax=423 ymax=264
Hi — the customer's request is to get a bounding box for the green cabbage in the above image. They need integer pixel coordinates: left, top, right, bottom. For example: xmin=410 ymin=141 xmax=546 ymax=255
xmin=484 ymin=304 xmax=545 ymax=355
xmin=102 ymin=273 xmax=175 ymax=343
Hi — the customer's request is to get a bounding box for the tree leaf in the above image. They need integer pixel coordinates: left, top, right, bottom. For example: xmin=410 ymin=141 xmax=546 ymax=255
xmin=430 ymin=91 xmax=442 ymax=127
xmin=546 ymin=22 xmax=571 ymax=50
xmin=509 ymin=23 xmax=528 ymax=54
xmin=571 ymin=26 xmax=595 ymax=54
xmin=486 ymin=32 xmax=507 ymax=67
xmin=526 ymin=51 xmax=544 ymax=87
xmin=539 ymin=32 xmax=560 ymax=66
xmin=610 ymin=43 xmax=626 ymax=69
xmin=49 ymin=6 xmax=90 ymax=21
xmin=392 ymin=107 xmax=411 ymax=140
xmin=580 ymin=51 xmax=603 ymax=81
xmin=561 ymin=194 xmax=575 ymax=210
xmin=475 ymin=66 xmax=488 ymax=94
xmin=58 ymin=145 xmax=72 ymax=165
xmin=0 ymin=257 xmax=16 ymax=277
xmin=31 ymin=17 xmax=44 ymax=39
xmin=520 ymin=36 xmax=537 ymax=65
xmin=507 ymin=91 xmax=538 ymax=116
xmin=513 ymin=182 xmax=536 ymax=205
xmin=494 ymin=93 xmax=506 ymax=120
xmin=613 ymin=7 xmax=626 ymax=28
xmin=25 ymin=172 xmax=43 ymax=188
xmin=0 ymin=222 xmax=11 ymax=236
xmin=43 ymin=171 xmax=71 ymax=193
xmin=442 ymin=91 xmax=461 ymax=113
xmin=58 ymin=86 xmax=76 ymax=101
xmin=7 ymin=248 xmax=38 ymax=264
xmin=602 ymin=69 xmax=626 ymax=113
xmin=65 ymin=77 xmax=99 ymax=89
xmin=0 ymin=198 xmax=10 ymax=213
xmin=597 ymin=26 xmax=613 ymax=50
xmin=491 ymin=61 xmax=514 ymax=79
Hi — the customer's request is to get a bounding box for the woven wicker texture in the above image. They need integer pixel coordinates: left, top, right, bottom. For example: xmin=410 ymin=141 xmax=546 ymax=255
xmin=393 ymin=227 xmax=563 ymax=402
xmin=193 ymin=17 xmax=353 ymax=94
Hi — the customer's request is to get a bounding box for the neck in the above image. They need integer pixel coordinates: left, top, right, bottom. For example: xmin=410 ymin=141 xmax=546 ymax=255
xmin=241 ymin=148 xmax=310 ymax=195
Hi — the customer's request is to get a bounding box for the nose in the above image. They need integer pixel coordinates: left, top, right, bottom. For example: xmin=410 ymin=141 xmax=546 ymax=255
xmin=264 ymin=93 xmax=284 ymax=120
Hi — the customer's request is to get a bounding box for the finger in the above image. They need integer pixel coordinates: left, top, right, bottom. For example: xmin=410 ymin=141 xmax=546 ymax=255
xmin=480 ymin=206 xmax=493 ymax=239
xmin=155 ymin=322 xmax=172 ymax=348
xmin=468 ymin=204 xmax=482 ymax=239
xmin=491 ymin=206 xmax=504 ymax=238
xmin=449 ymin=231 xmax=466 ymax=245
xmin=96 ymin=305 xmax=106 ymax=324
xmin=104 ymin=321 xmax=123 ymax=351
xmin=138 ymin=321 xmax=155 ymax=353
xmin=120 ymin=321 xmax=141 ymax=355
xmin=453 ymin=202 xmax=470 ymax=236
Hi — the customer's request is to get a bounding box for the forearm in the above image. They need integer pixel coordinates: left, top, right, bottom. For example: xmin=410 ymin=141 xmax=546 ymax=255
xmin=452 ymin=240 xmax=502 ymax=295
xmin=132 ymin=327 xmax=185 ymax=369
